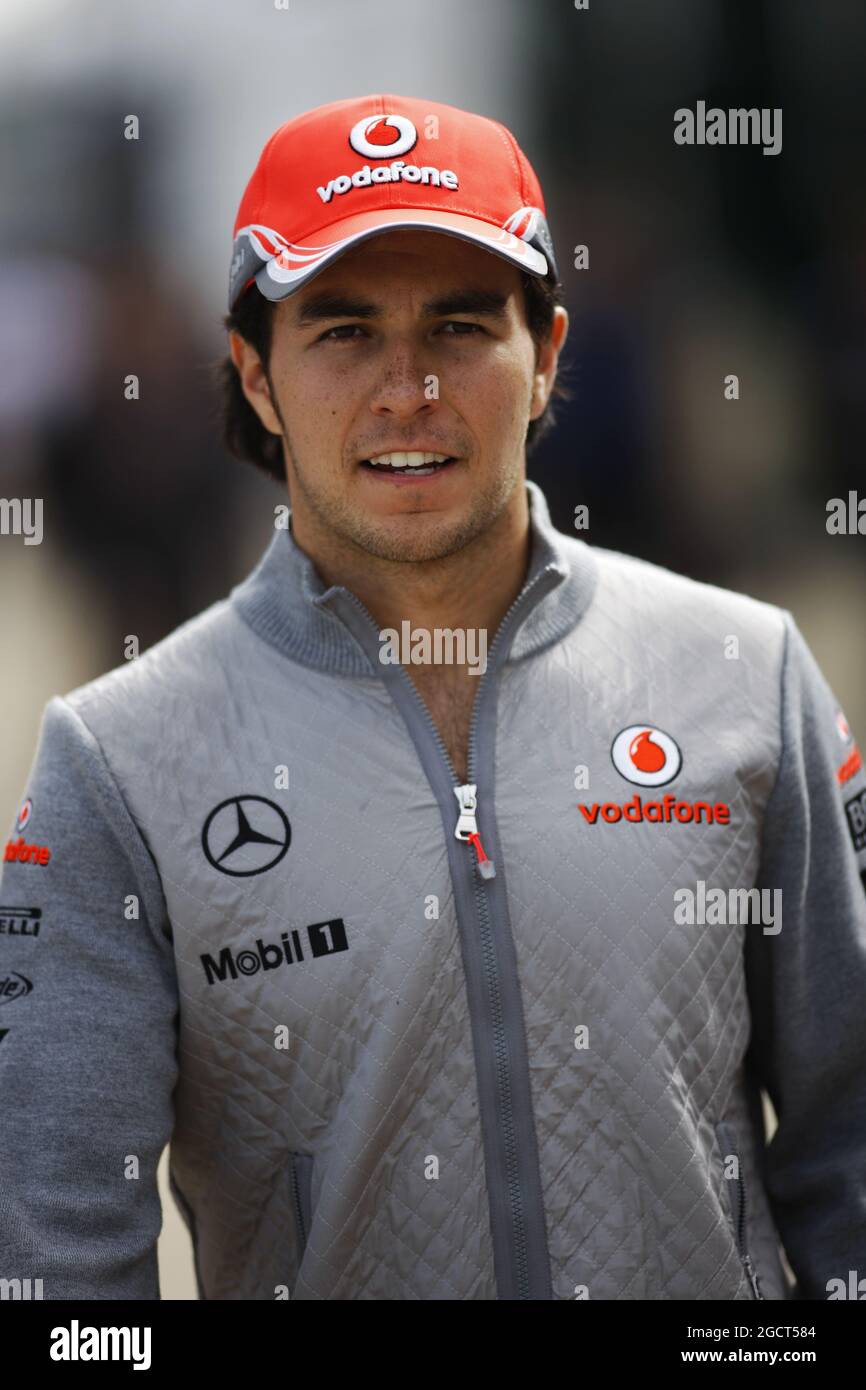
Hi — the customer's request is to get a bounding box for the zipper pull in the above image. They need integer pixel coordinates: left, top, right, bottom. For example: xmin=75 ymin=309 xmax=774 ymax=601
xmin=453 ymin=785 xmax=496 ymax=879
xmin=742 ymin=1253 xmax=763 ymax=1300
xmin=467 ymin=830 xmax=496 ymax=879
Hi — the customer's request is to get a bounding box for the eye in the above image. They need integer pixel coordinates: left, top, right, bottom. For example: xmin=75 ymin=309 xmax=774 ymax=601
xmin=317 ymin=324 xmax=367 ymax=342
xmin=439 ymin=321 xmax=484 ymax=336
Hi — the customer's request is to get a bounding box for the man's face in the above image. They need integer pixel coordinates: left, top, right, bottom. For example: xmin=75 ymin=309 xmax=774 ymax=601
xmin=231 ymin=229 xmax=567 ymax=563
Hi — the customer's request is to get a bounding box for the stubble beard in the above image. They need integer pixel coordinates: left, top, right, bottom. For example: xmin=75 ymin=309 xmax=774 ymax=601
xmin=281 ymin=425 xmax=524 ymax=568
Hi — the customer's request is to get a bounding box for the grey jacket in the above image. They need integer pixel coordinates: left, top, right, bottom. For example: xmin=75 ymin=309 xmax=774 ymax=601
xmin=2 ymin=479 xmax=865 ymax=1300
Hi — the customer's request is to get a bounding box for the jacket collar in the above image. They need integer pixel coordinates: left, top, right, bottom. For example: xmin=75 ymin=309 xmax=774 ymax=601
xmin=231 ymin=477 xmax=598 ymax=676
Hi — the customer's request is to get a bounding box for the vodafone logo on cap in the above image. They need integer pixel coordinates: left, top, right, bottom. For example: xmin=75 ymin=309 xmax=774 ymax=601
xmin=611 ymin=726 xmax=682 ymax=787
xmin=349 ymin=114 xmax=417 ymax=159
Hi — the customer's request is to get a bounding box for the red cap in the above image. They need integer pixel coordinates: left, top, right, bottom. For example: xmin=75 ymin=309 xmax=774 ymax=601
xmin=229 ymin=93 xmax=558 ymax=311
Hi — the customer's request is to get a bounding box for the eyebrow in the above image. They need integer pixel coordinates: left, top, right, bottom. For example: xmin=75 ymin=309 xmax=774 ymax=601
xmin=293 ymin=288 xmax=510 ymax=326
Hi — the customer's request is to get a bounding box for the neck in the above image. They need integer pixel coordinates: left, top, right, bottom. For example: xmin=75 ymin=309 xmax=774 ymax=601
xmin=288 ymin=483 xmax=533 ymax=651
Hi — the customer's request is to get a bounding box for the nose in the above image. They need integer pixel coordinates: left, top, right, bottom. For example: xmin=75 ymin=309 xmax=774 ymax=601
xmin=368 ymin=338 xmax=438 ymax=422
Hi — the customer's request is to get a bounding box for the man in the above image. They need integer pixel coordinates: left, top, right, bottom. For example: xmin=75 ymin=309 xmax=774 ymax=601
xmin=1 ymin=94 xmax=865 ymax=1302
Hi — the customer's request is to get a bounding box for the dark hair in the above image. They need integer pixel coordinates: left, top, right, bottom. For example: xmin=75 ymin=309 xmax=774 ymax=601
xmin=214 ymin=267 xmax=570 ymax=482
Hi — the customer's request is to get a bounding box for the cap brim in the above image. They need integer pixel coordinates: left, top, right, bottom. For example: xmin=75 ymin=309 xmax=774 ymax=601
xmin=233 ymin=207 xmax=550 ymax=308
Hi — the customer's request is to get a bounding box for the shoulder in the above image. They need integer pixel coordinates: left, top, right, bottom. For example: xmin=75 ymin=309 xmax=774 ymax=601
xmin=574 ymin=538 xmax=791 ymax=655
xmin=60 ymin=596 xmax=243 ymax=734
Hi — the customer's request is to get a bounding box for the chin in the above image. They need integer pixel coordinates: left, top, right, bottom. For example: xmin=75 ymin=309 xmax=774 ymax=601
xmin=357 ymin=509 xmax=483 ymax=565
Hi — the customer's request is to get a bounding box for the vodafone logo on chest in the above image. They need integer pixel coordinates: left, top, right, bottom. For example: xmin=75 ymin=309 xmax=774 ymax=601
xmin=577 ymin=724 xmax=732 ymax=827
xmin=317 ymin=113 xmax=459 ymax=205
xmin=611 ymin=726 xmax=682 ymax=786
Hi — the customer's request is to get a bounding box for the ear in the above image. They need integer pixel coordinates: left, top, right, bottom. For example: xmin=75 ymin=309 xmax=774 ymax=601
xmin=529 ymin=305 xmax=569 ymax=421
xmin=229 ymin=330 xmax=283 ymax=436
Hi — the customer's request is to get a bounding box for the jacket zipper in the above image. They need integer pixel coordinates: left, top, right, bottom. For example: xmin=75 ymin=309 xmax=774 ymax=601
xmin=335 ymin=572 xmax=553 ymax=1299
xmin=385 ymin=581 xmax=541 ymax=1298
xmin=717 ymin=1122 xmax=763 ymax=1300
xmin=289 ymin=1156 xmax=307 ymax=1250
xmin=735 ymin=1175 xmax=763 ymax=1300
xmin=289 ymin=1150 xmax=314 ymax=1257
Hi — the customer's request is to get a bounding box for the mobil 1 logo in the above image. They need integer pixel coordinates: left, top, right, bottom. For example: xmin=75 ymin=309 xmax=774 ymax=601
xmin=200 ymin=918 xmax=349 ymax=988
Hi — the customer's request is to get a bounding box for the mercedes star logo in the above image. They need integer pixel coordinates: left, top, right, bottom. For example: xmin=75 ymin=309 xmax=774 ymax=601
xmin=201 ymin=795 xmax=291 ymax=877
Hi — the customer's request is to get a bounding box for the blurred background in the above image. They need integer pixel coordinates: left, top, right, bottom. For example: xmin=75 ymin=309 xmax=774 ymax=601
xmin=0 ymin=0 xmax=863 ymax=1298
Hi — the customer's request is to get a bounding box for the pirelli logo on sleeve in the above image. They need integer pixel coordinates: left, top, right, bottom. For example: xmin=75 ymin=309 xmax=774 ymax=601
xmin=844 ymin=788 xmax=866 ymax=855
xmin=0 ymin=907 xmax=42 ymax=937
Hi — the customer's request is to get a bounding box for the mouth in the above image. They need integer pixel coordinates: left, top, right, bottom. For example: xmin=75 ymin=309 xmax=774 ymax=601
xmin=358 ymin=450 xmax=459 ymax=481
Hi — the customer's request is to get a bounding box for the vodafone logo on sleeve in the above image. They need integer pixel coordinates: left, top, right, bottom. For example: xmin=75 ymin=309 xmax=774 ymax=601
xmin=4 ymin=838 xmax=51 ymax=866
xmin=6 ymin=796 xmax=50 ymax=864
xmin=834 ymin=706 xmax=863 ymax=786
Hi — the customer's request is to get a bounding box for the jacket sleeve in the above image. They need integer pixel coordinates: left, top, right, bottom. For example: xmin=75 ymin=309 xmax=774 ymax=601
xmin=0 ymin=696 xmax=179 ymax=1299
xmin=745 ymin=611 xmax=866 ymax=1300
